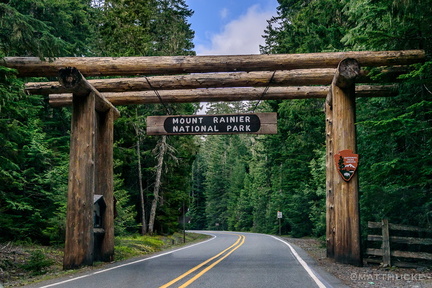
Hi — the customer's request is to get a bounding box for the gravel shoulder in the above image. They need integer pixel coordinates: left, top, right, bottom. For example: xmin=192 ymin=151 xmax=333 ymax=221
xmin=283 ymin=237 xmax=432 ymax=288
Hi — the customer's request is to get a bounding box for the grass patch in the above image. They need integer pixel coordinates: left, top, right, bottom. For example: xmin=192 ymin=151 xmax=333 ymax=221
xmin=114 ymin=232 xmax=209 ymax=261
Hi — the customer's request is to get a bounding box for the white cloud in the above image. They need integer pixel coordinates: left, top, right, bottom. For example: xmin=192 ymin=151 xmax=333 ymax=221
xmin=196 ymin=4 xmax=275 ymax=55
xmin=220 ymin=8 xmax=229 ymax=20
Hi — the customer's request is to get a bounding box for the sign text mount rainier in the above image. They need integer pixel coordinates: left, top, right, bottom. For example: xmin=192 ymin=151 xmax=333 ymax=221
xmin=146 ymin=113 xmax=277 ymax=135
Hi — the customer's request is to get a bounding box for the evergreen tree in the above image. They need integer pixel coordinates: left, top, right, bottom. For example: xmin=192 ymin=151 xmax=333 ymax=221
xmin=188 ymin=152 xmax=207 ymax=230
xmin=93 ymin=0 xmax=197 ymax=235
xmin=0 ymin=0 xmax=95 ymax=243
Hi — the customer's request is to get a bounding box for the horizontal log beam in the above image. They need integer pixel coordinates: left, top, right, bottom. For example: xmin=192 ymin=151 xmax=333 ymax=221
xmin=26 ymin=68 xmax=403 ymax=95
xmin=368 ymin=221 xmax=431 ymax=233
xmin=367 ymin=248 xmax=432 ymax=260
xmin=27 ymin=69 xmax=336 ymax=94
xmin=4 ymin=50 xmax=425 ymax=77
xmin=49 ymin=85 xmax=397 ymax=107
xmin=368 ymin=235 xmax=432 ymax=245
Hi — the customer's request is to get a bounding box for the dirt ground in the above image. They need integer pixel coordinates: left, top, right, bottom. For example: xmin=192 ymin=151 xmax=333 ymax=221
xmin=284 ymin=237 xmax=432 ymax=288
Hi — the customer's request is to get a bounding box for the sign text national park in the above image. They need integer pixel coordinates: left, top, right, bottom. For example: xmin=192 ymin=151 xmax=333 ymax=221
xmin=146 ymin=113 xmax=277 ymax=135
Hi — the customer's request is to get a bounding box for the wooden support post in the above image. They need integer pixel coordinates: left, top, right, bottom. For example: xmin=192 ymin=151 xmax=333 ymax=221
xmin=94 ymin=109 xmax=115 ymax=262
xmin=325 ymin=90 xmax=335 ymax=258
xmin=63 ymin=91 xmax=96 ymax=269
xmin=330 ymin=58 xmax=362 ymax=266
xmin=60 ymin=67 xmax=119 ymax=268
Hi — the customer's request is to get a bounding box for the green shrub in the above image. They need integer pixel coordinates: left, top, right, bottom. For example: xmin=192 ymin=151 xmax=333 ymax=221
xmin=21 ymin=250 xmax=54 ymax=275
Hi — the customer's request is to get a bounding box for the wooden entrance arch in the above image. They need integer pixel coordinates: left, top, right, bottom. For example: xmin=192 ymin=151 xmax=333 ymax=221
xmin=4 ymin=49 xmax=425 ymax=268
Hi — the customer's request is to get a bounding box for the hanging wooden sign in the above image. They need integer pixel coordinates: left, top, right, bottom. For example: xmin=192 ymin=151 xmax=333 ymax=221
xmin=334 ymin=149 xmax=359 ymax=182
xmin=146 ymin=113 xmax=277 ymax=135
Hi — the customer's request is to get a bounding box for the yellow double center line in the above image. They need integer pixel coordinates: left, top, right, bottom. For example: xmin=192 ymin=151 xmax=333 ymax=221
xmin=159 ymin=234 xmax=246 ymax=288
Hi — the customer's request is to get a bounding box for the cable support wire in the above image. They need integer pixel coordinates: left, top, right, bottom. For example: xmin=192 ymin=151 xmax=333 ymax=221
xmin=144 ymin=76 xmax=172 ymax=115
xmin=252 ymin=71 xmax=276 ymax=113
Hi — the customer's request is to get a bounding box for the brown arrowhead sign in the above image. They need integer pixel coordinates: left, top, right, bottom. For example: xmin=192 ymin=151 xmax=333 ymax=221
xmin=334 ymin=150 xmax=359 ymax=182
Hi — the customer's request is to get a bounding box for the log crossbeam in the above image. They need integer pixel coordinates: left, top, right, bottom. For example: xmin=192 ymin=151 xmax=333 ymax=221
xmin=3 ymin=50 xmax=425 ymax=77
xmin=25 ymin=67 xmax=408 ymax=95
xmin=48 ymin=85 xmax=397 ymax=107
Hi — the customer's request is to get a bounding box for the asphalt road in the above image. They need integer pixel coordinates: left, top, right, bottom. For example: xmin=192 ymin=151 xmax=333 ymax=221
xmin=26 ymin=231 xmax=348 ymax=288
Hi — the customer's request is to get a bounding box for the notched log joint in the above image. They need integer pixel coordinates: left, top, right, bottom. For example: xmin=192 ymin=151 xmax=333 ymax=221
xmin=59 ymin=67 xmax=83 ymax=89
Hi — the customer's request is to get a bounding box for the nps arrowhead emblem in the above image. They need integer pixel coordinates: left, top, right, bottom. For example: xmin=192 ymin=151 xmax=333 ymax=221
xmin=334 ymin=150 xmax=359 ymax=182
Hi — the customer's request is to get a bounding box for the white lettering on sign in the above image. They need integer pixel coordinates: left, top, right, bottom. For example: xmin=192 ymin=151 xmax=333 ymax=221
xmin=158 ymin=114 xmax=271 ymax=135
xmin=212 ymin=116 xmax=252 ymax=124
xmin=173 ymin=125 xmax=220 ymax=133
xmin=226 ymin=125 xmax=251 ymax=132
xmin=172 ymin=117 xmax=204 ymax=125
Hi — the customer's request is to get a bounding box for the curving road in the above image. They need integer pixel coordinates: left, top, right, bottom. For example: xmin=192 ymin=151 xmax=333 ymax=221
xmin=26 ymin=231 xmax=348 ymax=288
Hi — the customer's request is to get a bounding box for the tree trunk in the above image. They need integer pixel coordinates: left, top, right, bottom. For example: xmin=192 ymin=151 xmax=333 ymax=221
xmin=134 ymin=110 xmax=147 ymax=235
xmin=148 ymin=135 xmax=168 ymax=235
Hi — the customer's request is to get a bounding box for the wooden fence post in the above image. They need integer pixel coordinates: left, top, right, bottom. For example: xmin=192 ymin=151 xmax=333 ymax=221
xmin=382 ymin=219 xmax=391 ymax=266
xmin=63 ymin=92 xmax=96 ymax=269
xmin=331 ymin=58 xmax=362 ymax=266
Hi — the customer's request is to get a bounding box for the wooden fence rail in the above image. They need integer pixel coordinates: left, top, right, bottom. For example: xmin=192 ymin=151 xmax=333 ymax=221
xmin=366 ymin=220 xmax=432 ymax=267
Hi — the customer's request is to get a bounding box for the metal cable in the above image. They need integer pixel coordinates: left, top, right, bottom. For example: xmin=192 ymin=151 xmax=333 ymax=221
xmin=145 ymin=76 xmax=172 ymax=115
xmin=252 ymin=71 xmax=276 ymax=113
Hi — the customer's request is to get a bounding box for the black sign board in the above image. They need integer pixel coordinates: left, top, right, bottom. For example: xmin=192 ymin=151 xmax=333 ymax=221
xmin=147 ymin=113 xmax=277 ymax=135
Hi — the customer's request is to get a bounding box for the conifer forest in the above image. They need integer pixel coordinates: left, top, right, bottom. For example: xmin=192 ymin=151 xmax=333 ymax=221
xmin=0 ymin=0 xmax=431 ymax=247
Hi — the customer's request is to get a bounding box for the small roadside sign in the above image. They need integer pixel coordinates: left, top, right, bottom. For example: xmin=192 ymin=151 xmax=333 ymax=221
xmin=277 ymin=211 xmax=283 ymax=219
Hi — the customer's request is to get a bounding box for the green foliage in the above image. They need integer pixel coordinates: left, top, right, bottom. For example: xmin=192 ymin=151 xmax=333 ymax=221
xmin=114 ymin=234 xmax=164 ymax=260
xmin=0 ymin=0 xmax=94 ymax=57
xmin=113 ymin=232 xmax=205 ymax=261
xmin=191 ymin=100 xmax=325 ymax=236
xmin=94 ymin=0 xmax=194 ymax=56
xmin=21 ymin=250 xmax=54 ymax=275
xmin=187 ymin=153 xmax=207 ymax=230
xmin=195 ymin=0 xmax=432 ymax=238
xmin=261 ymin=0 xmax=348 ymax=54
xmin=0 ymin=0 xmax=197 ymax=244
xmin=342 ymin=0 xmax=432 ymax=51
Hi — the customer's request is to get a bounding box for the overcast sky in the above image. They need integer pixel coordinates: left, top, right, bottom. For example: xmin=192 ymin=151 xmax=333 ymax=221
xmin=185 ymin=0 xmax=278 ymax=55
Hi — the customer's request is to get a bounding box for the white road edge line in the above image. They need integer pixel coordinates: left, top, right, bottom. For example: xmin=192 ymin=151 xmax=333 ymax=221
xmin=270 ymin=235 xmax=328 ymax=288
xmin=39 ymin=234 xmax=216 ymax=288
